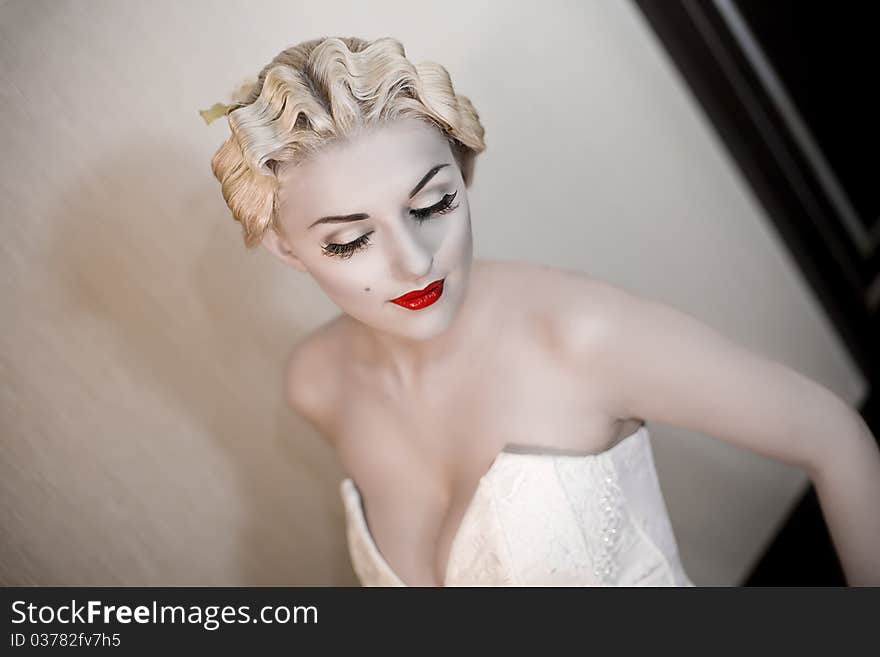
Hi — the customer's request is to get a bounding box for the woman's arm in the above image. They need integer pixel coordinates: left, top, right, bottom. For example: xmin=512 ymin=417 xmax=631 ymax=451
xmin=563 ymin=281 xmax=880 ymax=585
xmin=809 ymin=412 xmax=880 ymax=586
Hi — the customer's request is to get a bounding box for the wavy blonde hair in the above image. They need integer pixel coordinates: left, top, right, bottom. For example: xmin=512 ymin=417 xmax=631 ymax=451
xmin=208 ymin=36 xmax=486 ymax=249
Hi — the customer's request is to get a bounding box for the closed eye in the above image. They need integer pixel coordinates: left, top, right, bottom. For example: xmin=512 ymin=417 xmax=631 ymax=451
xmin=321 ymin=231 xmax=373 ymax=259
xmin=410 ymin=190 xmax=459 ymax=223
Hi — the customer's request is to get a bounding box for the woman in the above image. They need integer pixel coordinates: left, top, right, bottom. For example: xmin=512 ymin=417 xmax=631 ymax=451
xmin=206 ymin=36 xmax=880 ymax=586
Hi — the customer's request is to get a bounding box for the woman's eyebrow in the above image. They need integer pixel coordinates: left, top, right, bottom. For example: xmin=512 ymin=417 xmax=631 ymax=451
xmin=308 ymin=212 xmax=368 ymax=229
xmin=307 ymin=163 xmax=451 ymax=230
xmin=407 ymin=163 xmax=450 ymax=199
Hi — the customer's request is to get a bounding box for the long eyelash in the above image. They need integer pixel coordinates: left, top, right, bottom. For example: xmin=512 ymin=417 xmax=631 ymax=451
xmin=410 ymin=190 xmax=459 ymax=223
xmin=321 ymin=231 xmax=373 ymax=259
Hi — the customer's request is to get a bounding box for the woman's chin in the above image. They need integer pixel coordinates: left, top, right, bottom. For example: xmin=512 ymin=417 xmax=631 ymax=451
xmin=342 ymin=302 xmax=459 ymax=342
xmin=382 ymin=313 xmax=457 ymax=341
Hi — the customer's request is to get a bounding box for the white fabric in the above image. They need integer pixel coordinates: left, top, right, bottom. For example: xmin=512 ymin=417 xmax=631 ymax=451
xmin=339 ymin=425 xmax=695 ymax=586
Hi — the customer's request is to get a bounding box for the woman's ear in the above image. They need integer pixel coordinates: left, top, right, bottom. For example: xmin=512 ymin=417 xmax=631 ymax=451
xmin=261 ymin=228 xmax=307 ymax=272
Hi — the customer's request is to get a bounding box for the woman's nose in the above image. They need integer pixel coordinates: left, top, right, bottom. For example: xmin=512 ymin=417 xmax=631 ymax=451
xmin=387 ymin=217 xmax=434 ymax=282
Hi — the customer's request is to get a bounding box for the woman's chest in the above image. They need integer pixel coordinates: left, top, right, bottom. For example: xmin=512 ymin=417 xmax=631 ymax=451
xmin=337 ymin=340 xmax=621 ymax=474
xmin=332 ymin=348 xmax=631 ymax=585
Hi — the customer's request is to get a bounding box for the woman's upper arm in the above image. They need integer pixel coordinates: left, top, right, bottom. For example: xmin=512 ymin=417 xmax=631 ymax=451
xmin=566 ymin=284 xmax=857 ymax=476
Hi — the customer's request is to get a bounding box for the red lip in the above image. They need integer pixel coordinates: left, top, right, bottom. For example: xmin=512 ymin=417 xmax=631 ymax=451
xmin=390 ymin=278 xmax=444 ymax=309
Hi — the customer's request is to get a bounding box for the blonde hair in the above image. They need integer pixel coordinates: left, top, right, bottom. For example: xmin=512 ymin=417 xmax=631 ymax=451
xmin=207 ymin=36 xmax=486 ymax=249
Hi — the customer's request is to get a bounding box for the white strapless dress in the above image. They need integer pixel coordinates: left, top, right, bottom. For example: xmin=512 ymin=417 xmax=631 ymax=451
xmin=339 ymin=424 xmax=694 ymax=586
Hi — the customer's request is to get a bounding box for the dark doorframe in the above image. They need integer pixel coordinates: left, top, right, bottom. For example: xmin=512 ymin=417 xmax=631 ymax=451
xmin=631 ymin=0 xmax=879 ymax=585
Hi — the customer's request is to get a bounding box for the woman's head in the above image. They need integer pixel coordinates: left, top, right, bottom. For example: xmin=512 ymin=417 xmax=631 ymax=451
xmin=209 ymin=36 xmax=486 ymax=340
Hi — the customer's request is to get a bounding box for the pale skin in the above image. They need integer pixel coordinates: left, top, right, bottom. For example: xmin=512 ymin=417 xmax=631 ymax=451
xmin=261 ymin=118 xmax=880 ymax=587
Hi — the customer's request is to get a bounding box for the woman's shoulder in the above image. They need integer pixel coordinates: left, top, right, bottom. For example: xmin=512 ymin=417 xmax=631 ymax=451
xmin=284 ymin=314 xmax=351 ymax=440
xmin=475 ymin=258 xmax=633 ymax=305
xmin=475 ymin=259 xmax=638 ymax=357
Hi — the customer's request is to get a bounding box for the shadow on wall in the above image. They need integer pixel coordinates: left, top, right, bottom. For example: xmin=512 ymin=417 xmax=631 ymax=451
xmin=43 ymin=139 xmax=354 ymax=584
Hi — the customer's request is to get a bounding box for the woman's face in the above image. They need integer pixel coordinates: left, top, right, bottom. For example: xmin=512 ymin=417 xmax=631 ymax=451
xmin=266 ymin=118 xmax=474 ymax=341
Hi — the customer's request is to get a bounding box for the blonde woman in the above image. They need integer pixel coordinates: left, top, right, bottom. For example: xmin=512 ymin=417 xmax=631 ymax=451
xmin=206 ymin=36 xmax=880 ymax=587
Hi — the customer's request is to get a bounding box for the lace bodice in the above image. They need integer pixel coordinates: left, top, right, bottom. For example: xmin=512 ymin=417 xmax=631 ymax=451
xmin=339 ymin=424 xmax=694 ymax=586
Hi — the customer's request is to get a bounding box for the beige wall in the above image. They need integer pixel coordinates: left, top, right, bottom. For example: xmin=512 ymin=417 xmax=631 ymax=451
xmin=0 ymin=0 xmax=864 ymax=585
